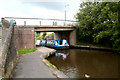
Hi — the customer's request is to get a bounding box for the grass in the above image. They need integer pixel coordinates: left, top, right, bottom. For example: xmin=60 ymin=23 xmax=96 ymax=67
xmin=17 ymin=48 xmax=37 ymax=55
xmin=0 ymin=33 xmax=1 ymax=39
xmin=44 ymin=59 xmax=58 ymax=70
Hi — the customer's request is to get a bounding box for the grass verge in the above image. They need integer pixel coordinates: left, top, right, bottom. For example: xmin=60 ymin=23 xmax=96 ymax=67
xmin=17 ymin=48 xmax=37 ymax=55
xmin=0 ymin=35 xmax=1 ymax=39
xmin=44 ymin=59 xmax=58 ymax=70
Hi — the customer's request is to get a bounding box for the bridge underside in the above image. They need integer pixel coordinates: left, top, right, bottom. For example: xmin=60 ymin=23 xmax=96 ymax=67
xmin=16 ymin=25 xmax=75 ymax=32
xmin=35 ymin=28 xmax=74 ymax=32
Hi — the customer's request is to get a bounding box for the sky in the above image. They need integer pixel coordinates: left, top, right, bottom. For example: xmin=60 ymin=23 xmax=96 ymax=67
xmin=0 ymin=0 xmax=83 ymax=25
xmin=1 ymin=0 xmax=118 ymax=25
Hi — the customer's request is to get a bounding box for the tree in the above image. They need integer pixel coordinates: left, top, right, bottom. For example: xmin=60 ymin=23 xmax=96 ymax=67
xmin=75 ymin=2 xmax=98 ymax=42
xmin=36 ymin=32 xmax=40 ymax=40
xmin=42 ymin=32 xmax=47 ymax=39
xmin=75 ymin=2 xmax=120 ymax=52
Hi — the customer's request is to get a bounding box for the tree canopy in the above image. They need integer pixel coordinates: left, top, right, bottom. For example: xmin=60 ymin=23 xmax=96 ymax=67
xmin=75 ymin=2 xmax=120 ymax=52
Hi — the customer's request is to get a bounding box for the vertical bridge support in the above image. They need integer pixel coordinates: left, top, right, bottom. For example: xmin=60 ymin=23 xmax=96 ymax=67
xmin=70 ymin=29 xmax=77 ymax=45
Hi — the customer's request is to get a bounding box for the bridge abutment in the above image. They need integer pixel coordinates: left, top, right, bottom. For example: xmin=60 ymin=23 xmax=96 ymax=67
xmin=70 ymin=29 xmax=77 ymax=45
xmin=54 ymin=32 xmax=61 ymax=40
xmin=14 ymin=27 xmax=36 ymax=49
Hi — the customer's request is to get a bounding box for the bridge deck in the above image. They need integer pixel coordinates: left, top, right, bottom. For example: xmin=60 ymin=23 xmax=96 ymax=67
xmin=15 ymin=25 xmax=76 ymax=32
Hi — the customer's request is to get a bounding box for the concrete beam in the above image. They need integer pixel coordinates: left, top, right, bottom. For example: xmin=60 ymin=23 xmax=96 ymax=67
xmin=35 ymin=28 xmax=74 ymax=32
xmin=16 ymin=25 xmax=75 ymax=28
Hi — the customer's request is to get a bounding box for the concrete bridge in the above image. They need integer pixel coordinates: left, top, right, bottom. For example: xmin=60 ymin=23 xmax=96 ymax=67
xmin=15 ymin=24 xmax=77 ymax=49
xmin=2 ymin=17 xmax=77 ymax=49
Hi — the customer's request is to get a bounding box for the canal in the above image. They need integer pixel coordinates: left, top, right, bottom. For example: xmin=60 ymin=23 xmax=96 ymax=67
xmin=47 ymin=49 xmax=120 ymax=78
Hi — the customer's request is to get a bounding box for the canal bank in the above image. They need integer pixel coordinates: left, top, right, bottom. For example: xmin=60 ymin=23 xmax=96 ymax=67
xmin=70 ymin=45 xmax=115 ymax=52
xmin=13 ymin=47 xmax=68 ymax=78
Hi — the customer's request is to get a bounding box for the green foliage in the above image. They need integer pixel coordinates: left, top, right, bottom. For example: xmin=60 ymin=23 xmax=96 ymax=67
xmin=36 ymin=32 xmax=48 ymax=40
xmin=113 ymin=39 xmax=120 ymax=52
xmin=43 ymin=32 xmax=47 ymax=39
xmin=36 ymin=33 xmax=40 ymax=40
xmin=46 ymin=33 xmax=54 ymax=36
xmin=18 ymin=48 xmax=37 ymax=55
xmin=77 ymin=41 xmax=111 ymax=48
xmin=75 ymin=2 xmax=119 ymax=52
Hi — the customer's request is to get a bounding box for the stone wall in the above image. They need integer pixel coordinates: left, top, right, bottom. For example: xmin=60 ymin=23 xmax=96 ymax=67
xmin=0 ymin=29 xmax=2 ymax=79
xmin=0 ymin=27 xmax=2 ymax=39
xmin=1 ymin=18 xmax=18 ymax=78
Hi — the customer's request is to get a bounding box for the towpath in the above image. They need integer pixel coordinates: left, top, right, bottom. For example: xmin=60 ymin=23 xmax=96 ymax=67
xmin=13 ymin=47 xmax=56 ymax=78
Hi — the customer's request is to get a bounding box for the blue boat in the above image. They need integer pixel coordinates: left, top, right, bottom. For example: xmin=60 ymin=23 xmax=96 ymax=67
xmin=36 ymin=40 xmax=69 ymax=49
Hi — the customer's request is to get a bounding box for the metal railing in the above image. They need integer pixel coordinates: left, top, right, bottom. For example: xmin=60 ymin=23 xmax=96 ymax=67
xmin=4 ymin=17 xmax=78 ymax=26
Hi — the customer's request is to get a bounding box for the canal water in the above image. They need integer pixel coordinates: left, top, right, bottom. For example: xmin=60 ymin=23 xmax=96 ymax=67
xmin=47 ymin=49 xmax=120 ymax=78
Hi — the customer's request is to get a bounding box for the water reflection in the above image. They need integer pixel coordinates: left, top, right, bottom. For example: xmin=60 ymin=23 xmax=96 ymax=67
xmin=48 ymin=49 xmax=120 ymax=78
xmin=55 ymin=52 xmax=69 ymax=60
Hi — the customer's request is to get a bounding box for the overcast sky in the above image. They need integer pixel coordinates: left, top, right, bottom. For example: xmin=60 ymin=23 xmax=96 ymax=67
xmin=0 ymin=0 xmax=84 ymax=25
xmin=1 ymin=0 xmax=118 ymax=25
xmin=1 ymin=0 xmax=117 ymax=25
